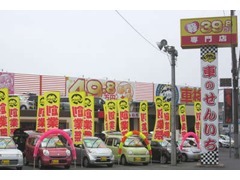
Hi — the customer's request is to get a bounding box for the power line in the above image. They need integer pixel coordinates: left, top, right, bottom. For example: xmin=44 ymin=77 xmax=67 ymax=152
xmin=115 ymin=10 xmax=162 ymax=53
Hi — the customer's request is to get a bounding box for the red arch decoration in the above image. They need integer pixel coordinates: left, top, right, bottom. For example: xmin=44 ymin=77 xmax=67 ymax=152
xmin=179 ymin=132 xmax=200 ymax=151
xmin=117 ymin=130 xmax=152 ymax=157
xmin=33 ymin=129 xmax=76 ymax=160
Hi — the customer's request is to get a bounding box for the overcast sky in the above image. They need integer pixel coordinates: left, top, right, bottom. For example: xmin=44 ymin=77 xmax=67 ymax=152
xmin=0 ymin=7 xmax=239 ymax=87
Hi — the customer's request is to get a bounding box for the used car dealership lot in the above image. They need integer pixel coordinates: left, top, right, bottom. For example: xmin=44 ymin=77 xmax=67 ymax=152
xmin=1 ymin=147 xmax=239 ymax=170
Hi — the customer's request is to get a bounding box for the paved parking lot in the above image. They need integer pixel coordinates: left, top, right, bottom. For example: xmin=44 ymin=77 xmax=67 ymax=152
xmin=2 ymin=147 xmax=237 ymax=170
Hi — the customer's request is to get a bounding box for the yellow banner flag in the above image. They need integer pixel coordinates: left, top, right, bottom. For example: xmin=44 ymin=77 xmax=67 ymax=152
xmin=152 ymin=96 xmax=164 ymax=142
xmin=103 ymin=104 xmax=108 ymax=131
xmin=36 ymin=95 xmax=45 ymax=133
xmin=84 ymin=96 xmax=94 ymax=137
xmin=117 ymin=98 xmax=129 ymax=136
xmin=163 ymin=102 xmax=171 ymax=138
xmin=106 ymin=100 xmax=117 ymax=131
xmin=69 ymin=91 xmax=85 ymax=145
xmin=179 ymin=104 xmax=187 ymax=138
xmin=194 ymin=101 xmax=201 ymax=139
xmin=0 ymin=88 xmax=9 ymax=136
xmin=139 ymin=101 xmax=148 ymax=138
xmin=44 ymin=91 xmax=60 ymax=131
xmin=8 ymin=96 xmax=20 ymax=136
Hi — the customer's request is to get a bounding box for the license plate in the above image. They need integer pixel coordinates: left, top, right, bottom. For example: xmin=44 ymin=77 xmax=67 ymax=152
xmin=1 ymin=160 xmax=10 ymax=165
xmin=51 ymin=160 xmax=59 ymax=164
xmin=100 ymin=157 xmax=107 ymax=161
xmin=134 ymin=157 xmax=141 ymax=162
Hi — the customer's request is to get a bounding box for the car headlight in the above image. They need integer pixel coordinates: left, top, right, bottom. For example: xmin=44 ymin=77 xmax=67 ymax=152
xmin=17 ymin=154 xmax=23 ymax=157
xmin=43 ymin=149 xmax=49 ymax=156
xmin=146 ymin=151 xmax=149 ymax=155
xmin=66 ymin=149 xmax=71 ymax=156
xmin=127 ymin=150 xmax=133 ymax=155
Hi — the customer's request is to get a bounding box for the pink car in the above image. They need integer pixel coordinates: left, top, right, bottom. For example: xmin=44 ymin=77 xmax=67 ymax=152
xmin=24 ymin=133 xmax=72 ymax=169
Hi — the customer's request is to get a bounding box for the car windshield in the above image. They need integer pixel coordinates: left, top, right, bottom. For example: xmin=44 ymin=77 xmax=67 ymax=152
xmin=221 ymin=135 xmax=230 ymax=141
xmin=0 ymin=138 xmax=16 ymax=149
xmin=40 ymin=136 xmax=65 ymax=148
xmin=124 ymin=137 xmax=144 ymax=147
xmin=182 ymin=141 xmax=192 ymax=148
xmin=84 ymin=138 xmax=106 ymax=148
xmin=159 ymin=140 xmax=171 ymax=148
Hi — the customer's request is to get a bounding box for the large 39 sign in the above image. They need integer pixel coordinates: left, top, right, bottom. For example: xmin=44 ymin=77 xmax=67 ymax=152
xmin=181 ymin=16 xmax=238 ymax=48
xmin=200 ymin=19 xmax=231 ymax=33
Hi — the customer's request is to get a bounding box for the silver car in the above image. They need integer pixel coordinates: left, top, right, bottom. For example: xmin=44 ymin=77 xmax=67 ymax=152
xmin=0 ymin=136 xmax=23 ymax=170
xmin=179 ymin=140 xmax=201 ymax=162
xmin=75 ymin=136 xmax=114 ymax=167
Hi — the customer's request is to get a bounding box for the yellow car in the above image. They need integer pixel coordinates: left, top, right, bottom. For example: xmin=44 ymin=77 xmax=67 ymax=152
xmin=105 ymin=133 xmax=150 ymax=165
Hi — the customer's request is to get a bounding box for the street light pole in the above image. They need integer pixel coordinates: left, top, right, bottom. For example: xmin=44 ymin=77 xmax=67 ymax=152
xmin=157 ymin=40 xmax=178 ymax=165
xmin=230 ymin=10 xmax=239 ymax=159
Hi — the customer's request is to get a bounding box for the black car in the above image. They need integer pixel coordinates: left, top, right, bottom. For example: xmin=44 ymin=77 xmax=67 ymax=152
xmin=150 ymin=140 xmax=182 ymax=164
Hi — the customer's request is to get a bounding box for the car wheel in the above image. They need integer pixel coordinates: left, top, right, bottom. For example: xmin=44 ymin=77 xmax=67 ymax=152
xmin=83 ymin=157 xmax=89 ymax=167
xmin=181 ymin=154 xmax=188 ymax=162
xmin=38 ymin=159 xmax=44 ymax=169
xmin=160 ymin=155 xmax=168 ymax=164
xmin=23 ymin=156 xmax=29 ymax=165
xmin=20 ymin=105 xmax=27 ymax=110
xmin=107 ymin=163 xmax=113 ymax=167
xmin=120 ymin=155 xmax=128 ymax=165
xmin=219 ymin=142 xmax=222 ymax=147
xmin=16 ymin=167 xmax=23 ymax=170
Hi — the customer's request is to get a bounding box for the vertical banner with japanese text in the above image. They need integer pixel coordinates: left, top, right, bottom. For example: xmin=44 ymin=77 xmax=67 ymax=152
xmin=0 ymin=88 xmax=9 ymax=136
xmin=179 ymin=104 xmax=187 ymax=138
xmin=139 ymin=101 xmax=148 ymax=138
xmin=106 ymin=100 xmax=117 ymax=131
xmin=194 ymin=101 xmax=201 ymax=139
xmin=8 ymin=96 xmax=20 ymax=136
xmin=117 ymin=98 xmax=129 ymax=136
xmin=69 ymin=91 xmax=85 ymax=144
xmin=163 ymin=102 xmax=171 ymax=138
xmin=44 ymin=92 xmax=60 ymax=131
xmin=200 ymin=46 xmax=219 ymax=165
xmin=103 ymin=104 xmax=108 ymax=131
xmin=83 ymin=96 xmax=94 ymax=137
xmin=36 ymin=96 xmax=45 ymax=133
xmin=152 ymin=96 xmax=164 ymax=141
xmin=224 ymin=89 xmax=233 ymax=124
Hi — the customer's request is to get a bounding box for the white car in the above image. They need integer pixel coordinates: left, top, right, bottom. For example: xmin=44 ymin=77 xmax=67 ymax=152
xmin=219 ymin=134 xmax=234 ymax=148
xmin=0 ymin=136 xmax=23 ymax=170
xmin=9 ymin=94 xmax=34 ymax=110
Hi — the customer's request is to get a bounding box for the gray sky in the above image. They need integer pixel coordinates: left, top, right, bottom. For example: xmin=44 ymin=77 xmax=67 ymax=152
xmin=0 ymin=9 xmax=239 ymax=87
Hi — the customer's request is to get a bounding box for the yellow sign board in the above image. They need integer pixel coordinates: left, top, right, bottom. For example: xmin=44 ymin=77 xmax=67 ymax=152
xmin=181 ymin=16 xmax=238 ymax=48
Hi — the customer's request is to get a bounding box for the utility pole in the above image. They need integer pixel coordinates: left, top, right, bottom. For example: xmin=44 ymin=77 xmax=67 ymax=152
xmin=170 ymin=46 xmax=177 ymax=165
xmin=231 ymin=10 xmax=239 ymax=159
xmin=157 ymin=40 xmax=178 ymax=165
